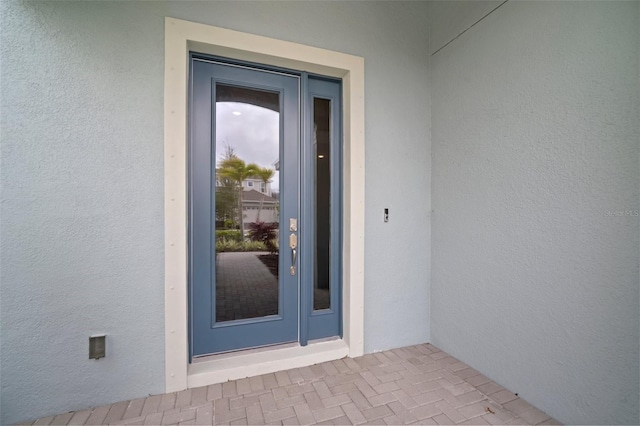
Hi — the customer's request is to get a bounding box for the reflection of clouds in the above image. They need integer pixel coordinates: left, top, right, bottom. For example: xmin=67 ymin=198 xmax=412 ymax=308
xmin=216 ymin=102 xmax=280 ymax=190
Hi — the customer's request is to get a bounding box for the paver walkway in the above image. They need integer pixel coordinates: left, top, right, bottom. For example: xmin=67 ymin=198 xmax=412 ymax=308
xmin=216 ymin=252 xmax=279 ymax=321
xmin=215 ymin=252 xmax=330 ymax=322
xmin=23 ymin=344 xmax=559 ymax=426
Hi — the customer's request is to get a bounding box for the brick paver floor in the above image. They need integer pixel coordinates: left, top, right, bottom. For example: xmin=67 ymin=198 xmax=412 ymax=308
xmin=22 ymin=344 xmax=560 ymax=425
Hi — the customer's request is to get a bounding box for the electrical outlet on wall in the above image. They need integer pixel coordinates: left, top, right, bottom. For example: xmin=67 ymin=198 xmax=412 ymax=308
xmin=89 ymin=334 xmax=106 ymax=359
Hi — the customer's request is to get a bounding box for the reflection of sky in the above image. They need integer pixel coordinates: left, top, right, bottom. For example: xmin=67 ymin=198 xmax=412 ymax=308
xmin=216 ymin=102 xmax=280 ymax=191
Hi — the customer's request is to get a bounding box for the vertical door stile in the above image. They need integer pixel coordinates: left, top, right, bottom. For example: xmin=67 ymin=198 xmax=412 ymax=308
xmin=299 ymin=73 xmax=311 ymax=347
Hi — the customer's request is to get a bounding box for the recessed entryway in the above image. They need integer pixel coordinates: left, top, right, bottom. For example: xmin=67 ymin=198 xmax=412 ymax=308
xmin=164 ymin=18 xmax=365 ymax=392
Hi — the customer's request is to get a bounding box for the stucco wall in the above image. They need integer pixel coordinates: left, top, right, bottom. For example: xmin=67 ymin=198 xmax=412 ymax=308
xmin=0 ymin=1 xmax=431 ymax=423
xmin=430 ymin=1 xmax=639 ymax=424
xmin=427 ymin=0 xmax=502 ymax=55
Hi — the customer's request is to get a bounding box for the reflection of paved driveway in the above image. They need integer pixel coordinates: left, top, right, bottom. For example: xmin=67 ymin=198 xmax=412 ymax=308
xmin=216 ymin=251 xmax=278 ymax=322
xmin=215 ymin=251 xmax=331 ymax=322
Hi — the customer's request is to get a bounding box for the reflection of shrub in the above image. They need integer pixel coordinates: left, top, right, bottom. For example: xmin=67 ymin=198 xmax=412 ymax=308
xmin=216 ymin=239 xmax=266 ymax=252
xmin=248 ymin=221 xmax=278 ymax=255
xmin=215 ymin=230 xmax=242 ymax=242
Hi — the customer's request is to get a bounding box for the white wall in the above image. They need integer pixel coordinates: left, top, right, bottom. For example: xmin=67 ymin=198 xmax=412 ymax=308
xmin=0 ymin=1 xmax=431 ymax=423
xmin=430 ymin=1 xmax=639 ymax=424
xmin=428 ymin=0 xmax=502 ymax=54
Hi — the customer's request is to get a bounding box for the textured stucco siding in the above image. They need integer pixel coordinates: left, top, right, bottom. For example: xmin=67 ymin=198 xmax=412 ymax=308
xmin=430 ymin=1 xmax=639 ymax=424
xmin=0 ymin=1 xmax=431 ymax=423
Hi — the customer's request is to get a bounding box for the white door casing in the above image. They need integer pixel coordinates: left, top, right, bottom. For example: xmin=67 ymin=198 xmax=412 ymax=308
xmin=164 ymin=17 xmax=364 ymax=392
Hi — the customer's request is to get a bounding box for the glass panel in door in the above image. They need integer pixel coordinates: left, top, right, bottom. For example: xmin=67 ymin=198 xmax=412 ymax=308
xmin=314 ymin=98 xmax=331 ymax=311
xmin=214 ymin=84 xmax=280 ymax=322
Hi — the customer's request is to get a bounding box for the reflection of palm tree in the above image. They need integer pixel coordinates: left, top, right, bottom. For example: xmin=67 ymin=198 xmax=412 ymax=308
xmin=255 ymin=167 xmax=274 ymax=221
xmin=219 ymin=157 xmax=259 ymax=237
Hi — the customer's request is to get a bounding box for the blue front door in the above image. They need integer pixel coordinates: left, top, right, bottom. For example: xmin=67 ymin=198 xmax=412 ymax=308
xmin=190 ymin=58 xmax=299 ymax=355
xmin=189 ymin=56 xmax=343 ymax=357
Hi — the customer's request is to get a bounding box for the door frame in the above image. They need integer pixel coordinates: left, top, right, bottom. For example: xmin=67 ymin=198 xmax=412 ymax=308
xmin=164 ymin=17 xmax=365 ymax=392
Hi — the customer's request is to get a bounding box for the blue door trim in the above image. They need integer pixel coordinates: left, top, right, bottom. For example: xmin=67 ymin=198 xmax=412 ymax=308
xmin=299 ymin=73 xmax=311 ymax=347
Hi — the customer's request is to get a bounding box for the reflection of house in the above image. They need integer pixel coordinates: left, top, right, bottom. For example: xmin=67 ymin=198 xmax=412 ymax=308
xmin=215 ymin=170 xmax=274 ymax=197
xmin=241 ymin=176 xmax=272 ymax=196
xmin=214 ymin=170 xmax=278 ymax=228
xmin=241 ymin=189 xmax=278 ymax=228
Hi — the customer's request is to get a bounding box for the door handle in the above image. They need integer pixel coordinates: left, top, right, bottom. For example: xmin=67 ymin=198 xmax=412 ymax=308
xmin=289 ymin=233 xmax=297 ymax=275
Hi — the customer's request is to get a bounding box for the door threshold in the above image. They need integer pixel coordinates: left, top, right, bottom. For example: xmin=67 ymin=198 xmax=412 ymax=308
xmin=187 ymin=338 xmax=348 ymax=388
xmin=192 ymin=341 xmax=300 ymax=364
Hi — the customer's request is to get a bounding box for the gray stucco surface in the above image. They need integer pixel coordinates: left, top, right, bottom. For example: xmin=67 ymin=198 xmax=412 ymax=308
xmin=0 ymin=1 xmax=431 ymax=423
xmin=430 ymin=1 xmax=639 ymax=424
